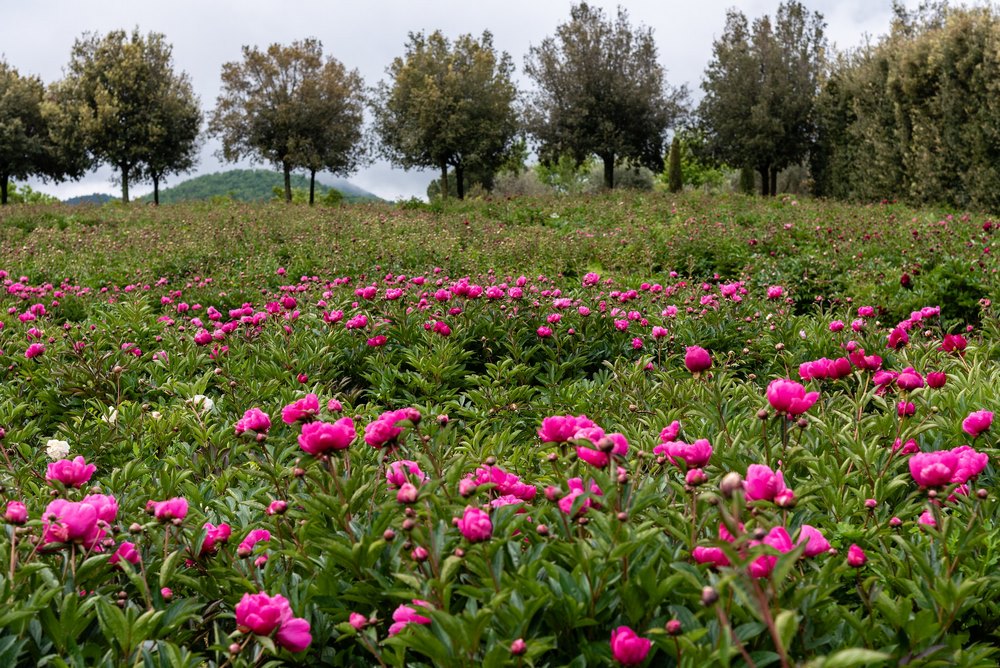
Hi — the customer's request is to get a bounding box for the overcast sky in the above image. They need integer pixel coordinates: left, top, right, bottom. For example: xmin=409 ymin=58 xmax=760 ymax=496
xmin=4 ymin=0 xmax=922 ymax=201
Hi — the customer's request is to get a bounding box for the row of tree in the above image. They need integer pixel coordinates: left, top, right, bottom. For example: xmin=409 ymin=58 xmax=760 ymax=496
xmin=3 ymin=2 xmax=996 ymax=208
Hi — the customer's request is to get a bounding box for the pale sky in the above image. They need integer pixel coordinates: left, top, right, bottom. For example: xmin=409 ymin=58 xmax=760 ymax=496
xmin=2 ymin=0 xmax=922 ymax=201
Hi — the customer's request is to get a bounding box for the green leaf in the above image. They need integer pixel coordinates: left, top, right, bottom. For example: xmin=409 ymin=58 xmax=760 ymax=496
xmin=823 ymin=648 xmax=891 ymax=668
xmin=775 ymin=609 xmax=798 ymax=655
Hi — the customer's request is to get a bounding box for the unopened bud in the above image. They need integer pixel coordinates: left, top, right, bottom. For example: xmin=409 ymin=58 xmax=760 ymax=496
xmin=720 ymin=472 xmax=743 ymax=498
xmin=701 ymin=586 xmax=719 ymax=606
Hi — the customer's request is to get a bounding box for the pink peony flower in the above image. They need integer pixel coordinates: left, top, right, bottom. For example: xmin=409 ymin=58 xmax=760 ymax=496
xmin=575 ymin=428 xmax=628 ymax=468
xmin=469 ymin=467 xmax=537 ymax=500
xmin=692 ymin=546 xmax=730 ymax=567
xmin=795 ymin=525 xmax=831 ymax=557
xmin=237 ymin=529 xmax=271 ymax=557
xmin=847 ymin=544 xmax=867 ymax=567
xmin=46 ymin=456 xmax=96 ymax=488
xmin=297 ymin=418 xmax=356 ymax=455
xmin=4 ymin=501 xmax=27 ymax=524
xmin=200 ymin=522 xmax=232 ymax=556
xmin=388 ymin=600 xmax=432 ymax=636
xmin=82 ymin=493 xmax=118 ymax=524
xmin=456 ymin=506 xmax=493 ymax=542
xmin=895 ymin=368 xmax=924 ymax=391
xmin=962 ymin=410 xmax=993 ymax=438
xmin=538 ymin=414 xmax=596 ymax=443
xmin=235 ymin=408 xmax=271 ymax=435
xmin=744 ymin=464 xmax=790 ymax=502
xmin=109 ymin=541 xmax=140 ymax=566
xmin=364 ymin=408 xmax=420 ymax=448
xmin=41 ymin=499 xmax=102 ymax=548
xmin=558 ymin=478 xmax=602 ymax=516
xmin=385 ymin=460 xmax=428 ymax=489
xmin=610 ymin=626 xmax=651 ymax=666
xmin=684 ymin=346 xmax=712 ymax=374
xmin=149 ymin=497 xmax=188 ymax=522
xmin=748 ymin=526 xmax=794 ymax=578
xmin=654 ymin=438 xmax=712 ymax=468
xmin=926 ymin=371 xmax=947 ymax=389
xmin=766 ymin=379 xmax=819 ymax=416
xmin=281 ymin=394 xmax=320 ymax=425
xmin=25 ymin=343 xmax=45 ymax=359
xmin=909 ymin=445 xmax=988 ymax=487
xmin=235 ymin=591 xmax=311 ymax=652
xmin=659 ymin=420 xmax=681 ymax=442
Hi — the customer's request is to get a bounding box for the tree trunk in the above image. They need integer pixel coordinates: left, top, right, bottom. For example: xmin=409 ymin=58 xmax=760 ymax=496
xmin=283 ymin=163 xmax=292 ymax=203
xmin=758 ymin=166 xmax=769 ymax=196
xmin=440 ymin=162 xmax=449 ymax=200
xmin=309 ymin=169 xmax=317 ymax=206
xmin=770 ymin=167 xmax=778 ymax=197
xmin=153 ymin=174 xmax=160 ymax=206
xmin=121 ymin=165 xmax=130 ymax=204
xmin=456 ymin=163 xmax=465 ymax=200
xmin=0 ymin=174 xmax=7 ymax=206
xmin=603 ymin=154 xmax=615 ymax=189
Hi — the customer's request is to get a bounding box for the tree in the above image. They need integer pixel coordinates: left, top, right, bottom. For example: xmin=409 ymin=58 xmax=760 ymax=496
xmin=524 ymin=3 xmax=686 ymax=189
xmin=292 ymin=58 xmax=366 ymax=205
xmin=210 ymin=38 xmax=366 ymax=203
xmin=699 ymin=2 xmax=826 ymax=196
xmin=0 ymin=61 xmax=47 ymax=205
xmin=374 ymin=30 xmax=518 ymax=200
xmin=666 ymin=135 xmax=683 ymax=193
xmin=0 ymin=61 xmax=82 ymax=205
xmin=145 ymin=71 xmax=202 ymax=205
xmin=57 ymin=29 xmax=200 ymax=203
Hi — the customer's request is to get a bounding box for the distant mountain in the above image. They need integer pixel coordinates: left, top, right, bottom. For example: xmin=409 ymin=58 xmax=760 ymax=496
xmin=138 ymin=169 xmax=381 ymax=204
xmin=64 ymin=193 xmax=116 ymax=206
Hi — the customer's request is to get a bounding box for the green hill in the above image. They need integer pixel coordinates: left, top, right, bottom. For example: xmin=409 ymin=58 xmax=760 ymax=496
xmin=139 ymin=169 xmax=381 ymax=204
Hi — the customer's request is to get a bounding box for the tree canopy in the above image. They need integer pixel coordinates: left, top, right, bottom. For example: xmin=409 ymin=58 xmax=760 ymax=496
xmin=524 ymin=3 xmax=685 ymax=189
xmin=55 ymin=29 xmax=200 ymax=203
xmin=698 ymin=2 xmax=826 ymax=196
xmin=374 ymin=30 xmax=518 ymax=199
xmin=209 ymin=38 xmax=366 ymax=203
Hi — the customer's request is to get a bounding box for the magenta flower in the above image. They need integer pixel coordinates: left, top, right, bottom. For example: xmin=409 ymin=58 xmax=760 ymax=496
xmin=886 ymin=327 xmax=909 ymax=349
xmin=24 ymin=343 xmax=45 ymax=359
xmin=41 ymin=499 xmax=102 ymax=548
xmin=962 ymin=410 xmax=993 ymax=438
xmin=766 ymin=379 xmax=819 ymax=416
xmin=575 ymin=429 xmax=628 ymax=468
xmin=847 ymin=544 xmax=867 ymax=567
xmin=281 ymin=394 xmax=320 ymax=425
xmin=237 ymin=529 xmax=272 ymax=557
xmin=388 ymin=600 xmax=432 ymax=636
xmin=109 ymin=541 xmax=140 ymax=566
xmin=200 ymin=522 xmax=232 ymax=556
xmin=795 ymin=525 xmax=831 ymax=557
xmin=558 ymin=478 xmax=602 ymax=516
xmin=684 ymin=346 xmax=712 ymax=374
xmin=895 ymin=368 xmax=924 ymax=391
xmin=297 ymin=417 xmax=356 ymax=455
xmin=46 ymin=456 xmax=97 ymax=488
xmin=744 ymin=464 xmax=790 ymax=502
xmin=82 ymin=493 xmax=118 ymax=524
xmin=897 ymin=401 xmax=915 ymax=417
xmin=692 ymin=546 xmax=730 ymax=568
xmin=926 ymin=371 xmax=947 ymax=388
xmin=939 ymin=333 xmax=967 ymax=355
xmin=456 ymin=506 xmax=493 ymax=542
xmin=235 ymin=591 xmax=311 ymax=652
xmin=149 ymin=497 xmax=188 ymax=522
xmin=537 ymin=414 xmax=596 ymax=443
xmin=610 ymin=626 xmax=651 ymax=666
xmin=748 ymin=526 xmax=794 ymax=578
xmin=235 ymin=408 xmax=271 ymax=435
xmin=654 ymin=438 xmax=712 ymax=468
xmin=386 ymin=460 xmax=428 ymax=489
xmin=659 ymin=420 xmax=681 ymax=442
xmin=909 ymin=445 xmax=988 ymax=487
xmin=4 ymin=501 xmax=27 ymax=524
xmin=469 ymin=467 xmax=537 ymax=500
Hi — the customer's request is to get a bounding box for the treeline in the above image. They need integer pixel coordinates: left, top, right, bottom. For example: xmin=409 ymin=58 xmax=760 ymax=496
xmin=1 ymin=2 xmax=998 ymax=209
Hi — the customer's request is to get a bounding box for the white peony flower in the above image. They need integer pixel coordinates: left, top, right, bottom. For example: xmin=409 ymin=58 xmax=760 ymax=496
xmin=45 ymin=439 xmax=70 ymax=460
xmin=189 ymin=395 xmax=215 ymax=412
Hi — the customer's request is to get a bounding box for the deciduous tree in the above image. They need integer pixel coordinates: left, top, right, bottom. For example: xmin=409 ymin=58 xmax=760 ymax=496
xmin=58 ymin=29 xmax=200 ymax=203
xmin=210 ymin=38 xmax=366 ymax=204
xmin=524 ymin=3 xmax=685 ymax=189
xmin=374 ymin=30 xmax=518 ymax=200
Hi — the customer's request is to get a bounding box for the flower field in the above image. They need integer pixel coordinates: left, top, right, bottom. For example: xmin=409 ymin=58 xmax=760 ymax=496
xmin=0 ymin=193 xmax=997 ymax=666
